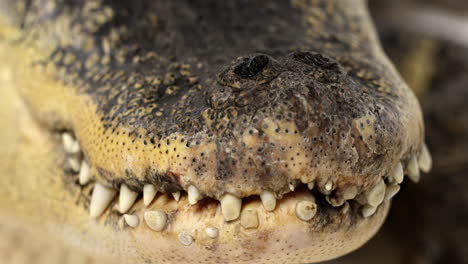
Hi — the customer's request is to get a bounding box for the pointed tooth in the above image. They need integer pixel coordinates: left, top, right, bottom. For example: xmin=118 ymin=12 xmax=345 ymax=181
xmin=123 ymin=214 xmax=139 ymax=228
xmin=407 ymin=156 xmax=421 ymax=183
xmin=418 ymin=144 xmax=432 ymax=173
xmin=390 ymin=162 xmax=404 ymax=184
xmin=144 ymin=210 xmax=167 ymax=231
xmin=362 ymin=204 xmax=377 ymax=218
xmin=289 ymin=184 xmax=295 ymax=191
xmin=220 ymin=194 xmax=242 ymax=221
xmin=205 ymin=227 xmax=219 ymax=239
xmin=62 ymin=133 xmax=80 ymax=154
xmin=365 ymin=179 xmax=386 ymax=207
xmin=295 ymin=200 xmax=317 ymax=221
xmin=241 ymin=208 xmax=259 ymax=229
xmin=260 ymin=191 xmax=277 ymax=211
xmin=172 ymin=192 xmax=181 ymax=202
xmin=90 ymin=183 xmax=117 ymax=218
xmin=143 ymin=184 xmax=157 ymax=206
xmin=188 ymin=185 xmax=202 ymax=205
xmin=385 ymin=184 xmax=400 ymax=200
xmin=307 ymin=182 xmax=315 ymax=190
xmin=119 ymin=184 xmax=139 ymax=214
xmin=343 ymin=186 xmax=358 ymax=200
xmin=78 ymin=161 xmax=91 ymax=185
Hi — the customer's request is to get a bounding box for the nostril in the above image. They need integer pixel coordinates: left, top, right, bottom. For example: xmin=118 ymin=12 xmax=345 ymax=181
xmin=233 ymin=54 xmax=270 ymax=78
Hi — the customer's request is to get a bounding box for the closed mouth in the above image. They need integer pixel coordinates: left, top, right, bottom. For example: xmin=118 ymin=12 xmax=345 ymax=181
xmin=60 ymin=129 xmax=431 ymax=239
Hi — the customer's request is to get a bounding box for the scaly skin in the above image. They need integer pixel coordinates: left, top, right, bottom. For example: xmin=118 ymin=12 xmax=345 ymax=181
xmin=0 ymin=1 xmax=428 ymax=263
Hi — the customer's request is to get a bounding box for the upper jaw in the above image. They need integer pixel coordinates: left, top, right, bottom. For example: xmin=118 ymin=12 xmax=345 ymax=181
xmin=71 ymin=50 xmax=427 ymax=202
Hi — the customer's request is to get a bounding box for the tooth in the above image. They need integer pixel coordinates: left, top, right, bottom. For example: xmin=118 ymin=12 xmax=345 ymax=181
xmin=90 ymin=183 xmax=117 ymax=218
xmin=260 ymin=191 xmax=276 ymax=211
xmin=220 ymin=194 xmax=242 ymax=221
xmin=78 ymin=161 xmax=91 ymax=185
xmin=307 ymin=182 xmax=315 ymax=190
xmin=295 ymin=200 xmax=317 ymax=221
xmin=144 ymin=210 xmax=167 ymax=231
xmin=361 ymin=204 xmax=377 ymax=218
xmin=143 ymin=184 xmax=157 ymax=206
xmin=289 ymin=184 xmax=295 ymax=191
xmin=62 ymin=132 xmax=80 ymax=154
xmin=172 ymin=192 xmax=181 ymax=202
xmin=240 ymin=208 xmax=259 ymax=229
xmin=68 ymin=157 xmax=81 ymax=173
xmin=123 ymin=214 xmax=139 ymax=228
xmin=407 ymin=156 xmax=421 ymax=183
xmin=343 ymin=186 xmax=358 ymax=200
xmin=178 ymin=232 xmax=193 ymax=246
xmin=323 ymin=181 xmax=333 ymax=193
xmin=365 ymin=179 xmax=386 ymax=207
xmin=418 ymin=144 xmax=432 ymax=173
xmin=390 ymin=162 xmax=404 ymax=184
xmin=188 ymin=185 xmax=202 ymax=205
xmin=119 ymin=184 xmax=139 ymax=214
xmin=205 ymin=227 xmax=219 ymax=238
xmin=384 ymin=184 xmax=400 ymax=200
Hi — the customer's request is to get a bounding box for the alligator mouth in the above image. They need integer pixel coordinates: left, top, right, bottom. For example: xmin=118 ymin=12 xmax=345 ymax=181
xmin=59 ymin=129 xmax=431 ymax=240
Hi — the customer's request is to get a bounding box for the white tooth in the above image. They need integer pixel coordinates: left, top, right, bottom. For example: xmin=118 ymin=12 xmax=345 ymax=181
xmin=220 ymin=194 xmax=242 ymax=221
xmin=365 ymin=179 xmax=386 ymax=207
xmin=240 ymin=208 xmax=259 ymax=229
xmin=295 ymin=200 xmax=317 ymax=221
xmin=324 ymin=181 xmax=333 ymax=192
xmin=62 ymin=133 xmax=80 ymax=154
xmin=390 ymin=162 xmax=404 ymax=184
xmin=361 ymin=204 xmax=377 ymax=218
xmin=172 ymin=192 xmax=181 ymax=202
xmin=407 ymin=156 xmax=421 ymax=183
xmin=188 ymin=185 xmax=202 ymax=205
xmin=289 ymin=184 xmax=295 ymax=191
xmin=385 ymin=184 xmax=400 ymax=200
xmin=343 ymin=186 xmax=358 ymax=200
xmin=260 ymin=191 xmax=276 ymax=211
xmin=418 ymin=144 xmax=432 ymax=173
xmin=307 ymin=182 xmax=315 ymax=190
xmin=68 ymin=157 xmax=81 ymax=173
xmin=119 ymin=184 xmax=139 ymax=214
xmin=205 ymin=227 xmax=219 ymax=239
xmin=90 ymin=183 xmax=117 ymax=218
xmin=144 ymin=210 xmax=167 ymax=231
xmin=123 ymin=214 xmax=139 ymax=228
xmin=143 ymin=184 xmax=157 ymax=206
xmin=78 ymin=160 xmax=91 ymax=185
xmin=178 ymin=232 xmax=193 ymax=246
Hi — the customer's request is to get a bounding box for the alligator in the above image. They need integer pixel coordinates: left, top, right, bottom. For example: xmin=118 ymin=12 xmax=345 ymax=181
xmin=0 ymin=1 xmax=432 ymax=263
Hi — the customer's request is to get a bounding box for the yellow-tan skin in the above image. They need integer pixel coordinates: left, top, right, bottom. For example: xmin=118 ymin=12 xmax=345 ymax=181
xmin=0 ymin=1 xmax=425 ymax=263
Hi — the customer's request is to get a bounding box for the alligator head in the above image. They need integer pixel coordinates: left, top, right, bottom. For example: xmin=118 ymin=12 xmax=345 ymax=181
xmin=0 ymin=0 xmax=431 ymax=263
